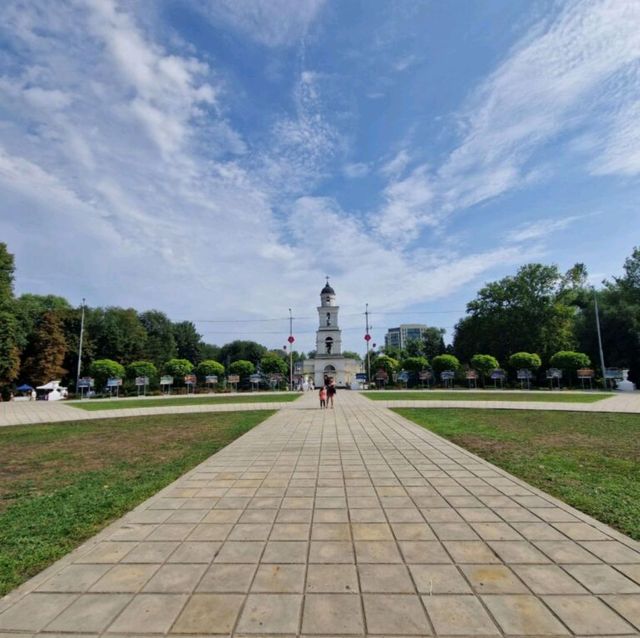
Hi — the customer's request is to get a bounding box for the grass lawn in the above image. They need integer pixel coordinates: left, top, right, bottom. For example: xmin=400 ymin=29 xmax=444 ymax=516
xmin=396 ymin=408 xmax=640 ymax=540
xmin=70 ymin=393 xmax=299 ymax=411
xmin=365 ymin=390 xmax=612 ymax=403
xmin=0 ymin=411 xmax=273 ymax=596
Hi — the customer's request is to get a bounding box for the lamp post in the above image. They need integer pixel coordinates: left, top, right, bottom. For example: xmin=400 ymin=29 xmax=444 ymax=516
xmin=364 ymin=303 xmax=372 ymax=384
xmin=593 ymin=287 xmax=607 ymax=388
xmin=288 ymin=308 xmax=295 ymax=391
xmin=75 ymin=297 xmax=86 ymax=393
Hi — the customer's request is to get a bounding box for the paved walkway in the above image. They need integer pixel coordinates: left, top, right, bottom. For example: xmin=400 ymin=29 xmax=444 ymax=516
xmin=2 ymin=391 xmax=640 ymax=636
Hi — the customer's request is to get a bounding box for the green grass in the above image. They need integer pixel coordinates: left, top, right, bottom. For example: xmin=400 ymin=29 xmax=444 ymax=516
xmin=396 ymin=408 xmax=640 ymax=540
xmin=70 ymin=393 xmax=299 ymax=411
xmin=364 ymin=390 xmax=612 ymax=403
xmin=0 ymin=411 xmax=273 ymax=596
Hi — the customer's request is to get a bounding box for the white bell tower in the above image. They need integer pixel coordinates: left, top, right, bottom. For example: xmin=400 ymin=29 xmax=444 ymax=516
xmin=316 ymin=277 xmax=341 ymax=356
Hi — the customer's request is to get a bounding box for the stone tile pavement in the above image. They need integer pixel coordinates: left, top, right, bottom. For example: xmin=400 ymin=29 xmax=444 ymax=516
xmin=2 ymin=390 xmax=640 ymax=636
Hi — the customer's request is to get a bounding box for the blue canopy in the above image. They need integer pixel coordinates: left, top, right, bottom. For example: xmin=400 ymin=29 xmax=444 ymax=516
xmin=16 ymin=384 xmax=33 ymax=391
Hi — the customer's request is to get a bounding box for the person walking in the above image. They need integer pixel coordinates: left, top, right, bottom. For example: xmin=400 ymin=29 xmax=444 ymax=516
xmin=327 ymin=381 xmax=336 ymax=408
xmin=319 ymin=385 xmax=327 ymax=409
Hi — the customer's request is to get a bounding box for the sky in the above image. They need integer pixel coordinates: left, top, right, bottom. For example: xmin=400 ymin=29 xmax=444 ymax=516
xmin=1 ymin=0 xmax=639 ymax=355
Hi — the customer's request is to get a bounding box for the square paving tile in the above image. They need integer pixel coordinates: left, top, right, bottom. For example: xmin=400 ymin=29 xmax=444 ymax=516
xmin=358 ymin=564 xmax=414 ymax=592
xmin=302 ymin=594 xmax=363 ymax=635
xmin=37 ymin=564 xmax=111 ymax=592
xmin=270 ymin=523 xmax=310 ymax=540
xmin=167 ymin=541 xmax=220 ymax=563
xmin=363 ymin=593 xmax=429 ymax=635
xmin=312 ymin=508 xmax=349 ymax=522
xmin=543 ymin=595 xmax=634 ymax=635
xmin=352 ymin=522 xmax=393 ymax=540
xmin=400 ymin=540 xmax=452 ymax=563
xmin=580 ymin=540 xmax=640 ymax=563
xmin=197 ymin=563 xmax=256 ymax=592
xmin=512 ymin=565 xmax=588 ymax=594
xmin=564 ymin=564 xmax=640 ymax=594
xmin=251 ymin=563 xmax=306 ymax=592
xmin=355 ymin=540 xmax=402 ymax=563
xmin=488 ymin=540 xmax=551 ymax=563
xmin=349 ymin=508 xmax=386 ymax=522
xmin=277 ymin=508 xmax=314 ymax=523
xmin=172 ymin=593 xmax=244 ymax=633
xmin=409 ymin=564 xmax=471 ymax=594
xmin=461 ymin=564 xmax=529 ymax=593
xmin=214 ymin=540 xmax=264 ymax=563
xmin=306 ymin=564 xmax=359 ymax=593
xmin=75 ymin=542 xmax=134 ymax=564
xmin=236 ymin=593 xmax=302 ymax=633
xmin=391 ymin=522 xmax=435 ymax=540
xmin=228 ymin=523 xmax=272 ymax=541
xmin=142 ymin=563 xmax=207 ymax=593
xmin=0 ymin=594 xmax=77 ymax=632
xmin=45 ymin=593 xmax=131 ymax=632
xmin=443 ymin=541 xmax=500 ymax=564
xmin=483 ymin=594 xmax=570 ymax=635
xmin=262 ymin=540 xmax=308 ymax=563
xmin=311 ymin=522 xmax=351 ymax=540
xmin=90 ymin=564 xmax=160 ymax=593
xmin=534 ymin=540 xmax=602 ymax=564
xmin=424 ymin=595 xmax=499 ymax=636
xmin=602 ymin=594 xmax=640 ymax=632
xmin=106 ymin=593 xmax=186 ymax=633
xmin=309 ymin=540 xmax=354 ymax=563
xmin=120 ymin=541 xmax=179 ymax=563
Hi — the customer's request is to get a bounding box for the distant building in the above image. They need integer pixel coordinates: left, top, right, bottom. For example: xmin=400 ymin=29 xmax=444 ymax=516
xmin=385 ymin=324 xmax=430 ymax=350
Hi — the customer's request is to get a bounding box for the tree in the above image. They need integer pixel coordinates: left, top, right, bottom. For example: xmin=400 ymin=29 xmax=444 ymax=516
xmin=549 ymin=351 xmax=590 ymax=385
xmin=453 ymin=263 xmax=578 ymax=363
xmin=139 ymin=310 xmax=177 ymax=366
xmin=401 ymin=356 xmax=429 ymax=372
xmin=199 ymin=343 xmax=221 ymax=361
xmin=422 ymin=327 xmax=446 ymax=360
xmin=196 ymin=359 xmax=225 ymax=379
xmin=126 ymin=361 xmax=158 ymax=383
xmin=0 ymin=243 xmax=15 ymax=307
xmin=371 ymin=354 xmax=399 ymax=378
xmin=470 ymin=354 xmax=499 ymax=386
xmin=219 ymin=340 xmax=267 ymax=367
xmin=164 ymin=358 xmax=194 ymax=382
xmin=260 ymin=353 xmax=288 ymax=376
xmin=92 ymin=307 xmax=147 ymax=364
xmin=0 ymin=310 xmax=20 ymax=385
xmin=90 ymin=359 xmax=125 ymax=389
xmin=342 ymin=351 xmax=362 ymax=361
xmin=173 ymin=321 xmax=203 ymax=364
xmin=405 ymin=339 xmax=425 ymax=358
xmin=21 ymin=311 xmax=68 ymax=385
xmin=508 ymin=352 xmax=542 ymax=371
xmin=431 ymin=354 xmax=460 ymax=374
xmin=229 ymin=359 xmax=255 ymax=378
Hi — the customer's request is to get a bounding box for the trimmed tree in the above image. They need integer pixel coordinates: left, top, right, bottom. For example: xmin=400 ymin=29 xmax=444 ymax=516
xmin=549 ymin=351 xmax=590 ymax=385
xmin=508 ymin=352 xmax=542 ymax=371
xmin=401 ymin=356 xmax=430 ymax=373
xmin=126 ymin=361 xmax=158 ymax=384
xmin=164 ymin=358 xmax=194 ymax=384
xmin=196 ymin=359 xmax=225 ymax=380
xmin=229 ymin=359 xmax=255 ymax=380
xmin=372 ymin=354 xmax=399 ymax=378
xmin=431 ymin=354 xmax=461 ymax=374
xmin=90 ymin=359 xmax=125 ymax=390
xmin=470 ymin=354 xmax=499 ymax=386
xmin=260 ymin=353 xmax=288 ymax=376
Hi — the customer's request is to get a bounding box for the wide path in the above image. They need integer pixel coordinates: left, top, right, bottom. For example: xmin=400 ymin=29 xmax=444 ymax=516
xmin=2 ymin=391 xmax=640 ymax=636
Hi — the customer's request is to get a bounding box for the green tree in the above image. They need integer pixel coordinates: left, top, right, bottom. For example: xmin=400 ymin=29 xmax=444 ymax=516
xmin=422 ymin=327 xmax=446 ymax=360
xmin=164 ymin=358 xmax=194 ymax=383
xmin=92 ymin=307 xmax=147 ymax=364
xmin=431 ymin=354 xmax=461 ymax=374
xmin=371 ymin=354 xmax=399 ymax=378
xmin=90 ymin=359 xmax=125 ymax=389
xmin=260 ymin=353 xmax=288 ymax=376
xmin=405 ymin=339 xmax=425 ymax=358
xmin=0 ymin=243 xmax=15 ymax=307
xmin=139 ymin=310 xmax=177 ymax=366
xmin=229 ymin=359 xmax=255 ymax=379
xmin=199 ymin=343 xmax=221 ymax=361
xmin=0 ymin=310 xmax=20 ymax=385
xmin=21 ymin=311 xmax=68 ymax=385
xmin=219 ymin=340 xmax=267 ymax=367
xmin=549 ymin=351 xmax=590 ymax=385
xmin=173 ymin=321 xmax=203 ymax=364
xmin=196 ymin=359 xmax=225 ymax=379
xmin=342 ymin=351 xmax=362 ymax=361
xmin=126 ymin=361 xmax=158 ymax=383
xmin=401 ymin=356 xmax=429 ymax=372
xmin=470 ymin=354 xmax=499 ymax=386
xmin=508 ymin=352 xmax=542 ymax=371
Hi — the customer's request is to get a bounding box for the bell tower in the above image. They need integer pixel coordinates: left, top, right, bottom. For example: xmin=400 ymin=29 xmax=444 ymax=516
xmin=316 ymin=277 xmax=341 ymax=356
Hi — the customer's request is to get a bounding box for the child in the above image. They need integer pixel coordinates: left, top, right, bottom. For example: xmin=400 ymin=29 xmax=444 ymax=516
xmin=319 ymin=386 xmax=327 ymax=409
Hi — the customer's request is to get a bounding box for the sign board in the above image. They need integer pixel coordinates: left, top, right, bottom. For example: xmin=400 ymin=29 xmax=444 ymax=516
xmin=135 ymin=376 xmax=149 ymax=386
xmin=490 ymin=369 xmax=506 ymax=380
xmin=375 ymin=370 xmax=389 ymax=381
xmin=440 ymin=370 xmax=455 ymax=380
xmin=546 ymin=368 xmax=562 ymax=379
xmin=205 ymin=375 xmax=218 ymax=384
xmin=184 ymin=374 xmax=196 ymax=385
xmin=604 ymin=367 xmax=622 ymax=379
xmin=107 ymin=377 xmax=122 ymax=387
xmin=397 ymin=371 xmax=409 ymax=382
xmin=466 ymin=370 xmax=478 ymax=380
xmin=77 ymin=377 xmax=94 ymax=388
xmin=160 ymin=375 xmax=174 ymax=385
xmin=249 ymin=374 xmax=262 ymax=383
xmin=418 ymin=370 xmax=432 ymax=381
xmin=577 ymin=368 xmax=595 ymax=379
xmin=355 ymin=373 xmax=367 ymax=381
xmin=269 ymin=373 xmax=284 ymax=382
xmin=517 ymin=369 xmax=533 ymax=380
xmin=227 ymin=374 xmax=240 ymax=383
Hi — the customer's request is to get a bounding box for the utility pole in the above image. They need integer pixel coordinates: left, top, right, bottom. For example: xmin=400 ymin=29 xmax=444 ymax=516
xmin=76 ymin=298 xmax=86 ymax=393
xmin=365 ymin=303 xmax=372 ymax=384
xmin=288 ymin=308 xmax=294 ymax=391
xmin=593 ymin=287 xmax=607 ymax=388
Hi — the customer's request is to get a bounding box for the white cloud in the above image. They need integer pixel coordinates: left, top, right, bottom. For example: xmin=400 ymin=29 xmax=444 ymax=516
xmin=343 ymin=162 xmax=369 ymax=178
xmin=379 ymin=149 xmax=411 ymax=179
xmin=506 ymin=215 xmax=583 ymax=243
xmin=198 ymin=0 xmax=325 ymax=47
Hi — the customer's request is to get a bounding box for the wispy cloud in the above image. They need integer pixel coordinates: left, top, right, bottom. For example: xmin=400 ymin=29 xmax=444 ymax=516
xmin=343 ymin=162 xmax=369 ymax=178
xmin=506 ymin=215 xmax=584 ymax=243
xmin=197 ymin=0 xmax=325 ymax=47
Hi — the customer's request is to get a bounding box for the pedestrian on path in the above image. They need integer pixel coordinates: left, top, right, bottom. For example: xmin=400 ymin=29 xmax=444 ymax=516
xmin=319 ymin=386 xmax=327 ymax=409
xmin=327 ymin=381 xmax=336 ymax=408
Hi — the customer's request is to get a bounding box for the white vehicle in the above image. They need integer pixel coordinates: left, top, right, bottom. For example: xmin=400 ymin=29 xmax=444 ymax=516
xmin=36 ymin=380 xmax=69 ymax=401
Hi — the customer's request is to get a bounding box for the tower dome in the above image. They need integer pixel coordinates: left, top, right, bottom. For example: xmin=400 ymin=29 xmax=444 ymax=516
xmin=321 ymin=282 xmax=335 ymax=295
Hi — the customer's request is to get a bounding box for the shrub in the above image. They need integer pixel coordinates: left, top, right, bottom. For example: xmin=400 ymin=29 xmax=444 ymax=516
xmin=470 ymin=354 xmax=499 ymax=384
xmin=508 ymin=352 xmax=542 ymax=371
xmin=228 ymin=359 xmax=255 ymax=378
xmin=550 ymin=351 xmax=591 ymax=383
xmin=89 ymin=359 xmax=125 ymax=389
xmin=196 ymin=359 xmax=224 ymax=379
xmin=126 ymin=361 xmax=158 ymax=383
xmin=164 ymin=358 xmax=194 ymax=382
xmin=401 ymin=356 xmax=430 ymax=372
xmin=431 ymin=354 xmax=461 ymax=374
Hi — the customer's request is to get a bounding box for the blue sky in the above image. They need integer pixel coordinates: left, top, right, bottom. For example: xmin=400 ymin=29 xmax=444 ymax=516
xmin=1 ymin=0 xmax=639 ymax=354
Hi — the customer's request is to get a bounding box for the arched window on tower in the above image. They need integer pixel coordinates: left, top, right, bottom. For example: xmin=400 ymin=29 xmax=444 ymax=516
xmin=325 ymin=337 xmax=333 ymax=354
xmin=326 ymin=312 xmax=331 ymax=326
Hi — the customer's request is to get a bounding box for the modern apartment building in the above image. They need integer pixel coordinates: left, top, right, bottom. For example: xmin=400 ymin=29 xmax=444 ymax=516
xmin=384 ymin=324 xmax=430 ymax=350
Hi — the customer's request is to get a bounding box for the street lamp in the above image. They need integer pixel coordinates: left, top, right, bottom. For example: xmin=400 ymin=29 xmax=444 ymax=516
xmin=593 ymin=287 xmax=607 ymax=388
xmin=288 ymin=308 xmax=295 ymax=390
xmin=364 ymin=303 xmax=372 ymax=384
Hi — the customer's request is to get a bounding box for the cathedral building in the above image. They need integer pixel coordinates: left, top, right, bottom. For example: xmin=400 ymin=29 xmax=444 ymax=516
xmin=302 ymin=280 xmax=361 ymax=387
